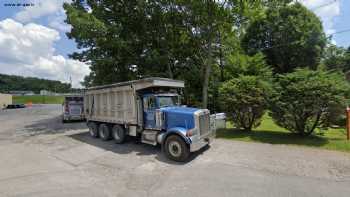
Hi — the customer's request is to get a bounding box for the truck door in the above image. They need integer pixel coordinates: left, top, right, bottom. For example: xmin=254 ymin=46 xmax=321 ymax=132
xmin=143 ymin=96 xmax=157 ymax=129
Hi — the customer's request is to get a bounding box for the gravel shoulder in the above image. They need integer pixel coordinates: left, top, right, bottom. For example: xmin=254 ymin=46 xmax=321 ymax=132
xmin=1 ymin=105 xmax=350 ymax=197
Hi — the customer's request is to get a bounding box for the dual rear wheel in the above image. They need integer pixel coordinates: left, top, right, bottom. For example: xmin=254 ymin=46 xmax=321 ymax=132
xmin=87 ymin=122 xmax=126 ymax=144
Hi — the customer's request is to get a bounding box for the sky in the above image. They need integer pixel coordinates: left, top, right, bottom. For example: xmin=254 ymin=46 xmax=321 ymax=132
xmin=0 ymin=0 xmax=349 ymax=88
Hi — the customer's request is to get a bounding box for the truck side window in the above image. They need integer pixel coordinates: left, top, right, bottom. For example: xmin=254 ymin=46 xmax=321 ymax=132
xmin=143 ymin=96 xmax=156 ymax=110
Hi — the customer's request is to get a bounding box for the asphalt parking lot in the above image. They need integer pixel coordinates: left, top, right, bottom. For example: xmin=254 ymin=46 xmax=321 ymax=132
xmin=1 ymin=104 xmax=350 ymax=197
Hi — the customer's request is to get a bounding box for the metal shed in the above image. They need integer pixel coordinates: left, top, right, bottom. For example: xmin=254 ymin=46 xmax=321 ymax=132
xmin=0 ymin=93 xmax=12 ymax=109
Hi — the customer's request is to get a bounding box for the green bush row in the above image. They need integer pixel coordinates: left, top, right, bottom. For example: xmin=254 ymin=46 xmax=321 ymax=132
xmin=219 ymin=69 xmax=350 ymax=136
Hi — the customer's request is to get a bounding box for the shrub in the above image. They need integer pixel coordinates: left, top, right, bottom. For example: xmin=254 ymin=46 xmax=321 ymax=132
xmin=219 ymin=76 xmax=271 ymax=131
xmin=269 ymin=69 xmax=350 ymax=136
xmin=225 ymin=53 xmax=272 ymax=81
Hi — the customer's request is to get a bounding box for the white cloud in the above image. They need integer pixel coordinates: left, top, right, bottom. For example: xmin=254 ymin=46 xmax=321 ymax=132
xmin=14 ymin=0 xmax=72 ymax=32
xmin=0 ymin=19 xmax=89 ymax=88
xmin=48 ymin=10 xmax=71 ymax=32
xmin=299 ymin=0 xmax=341 ymax=36
xmin=15 ymin=0 xmax=61 ymax=22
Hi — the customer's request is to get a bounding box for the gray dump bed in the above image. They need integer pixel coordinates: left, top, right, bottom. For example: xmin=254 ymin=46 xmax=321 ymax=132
xmin=84 ymin=78 xmax=184 ymax=125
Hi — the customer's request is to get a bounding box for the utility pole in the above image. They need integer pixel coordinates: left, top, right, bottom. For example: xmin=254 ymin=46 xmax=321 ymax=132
xmin=69 ymin=76 xmax=72 ymax=92
xmin=347 ymin=107 xmax=350 ymax=141
xmin=202 ymin=0 xmax=214 ymax=109
xmin=218 ymin=30 xmax=224 ymax=82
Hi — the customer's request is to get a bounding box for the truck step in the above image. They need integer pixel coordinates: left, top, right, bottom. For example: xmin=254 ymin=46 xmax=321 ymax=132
xmin=141 ymin=130 xmax=158 ymax=146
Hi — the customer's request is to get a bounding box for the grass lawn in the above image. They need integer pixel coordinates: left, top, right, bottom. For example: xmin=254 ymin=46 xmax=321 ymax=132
xmin=217 ymin=115 xmax=350 ymax=153
xmin=13 ymin=95 xmax=64 ymax=104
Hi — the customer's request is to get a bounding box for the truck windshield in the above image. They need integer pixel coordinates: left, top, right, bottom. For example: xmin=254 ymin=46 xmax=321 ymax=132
xmin=158 ymin=96 xmax=178 ymax=108
xmin=66 ymin=97 xmax=83 ymax=102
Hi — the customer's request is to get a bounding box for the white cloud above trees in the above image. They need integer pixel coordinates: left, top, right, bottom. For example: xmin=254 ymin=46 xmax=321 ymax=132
xmin=14 ymin=0 xmax=71 ymax=32
xmin=0 ymin=19 xmax=89 ymax=88
xmin=299 ymin=0 xmax=341 ymax=36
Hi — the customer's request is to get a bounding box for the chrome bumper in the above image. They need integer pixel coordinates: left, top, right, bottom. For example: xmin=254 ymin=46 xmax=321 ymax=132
xmin=190 ymin=133 xmax=214 ymax=152
xmin=63 ymin=114 xmax=85 ymax=120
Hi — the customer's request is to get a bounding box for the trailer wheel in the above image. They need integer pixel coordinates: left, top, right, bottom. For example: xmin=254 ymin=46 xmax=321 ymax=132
xmin=99 ymin=124 xmax=111 ymax=141
xmin=112 ymin=124 xmax=126 ymax=144
xmin=164 ymin=135 xmax=190 ymax=162
xmin=88 ymin=122 xmax=99 ymax=138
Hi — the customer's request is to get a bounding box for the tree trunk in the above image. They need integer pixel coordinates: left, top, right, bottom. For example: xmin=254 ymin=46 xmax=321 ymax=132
xmin=202 ymin=0 xmax=213 ymax=109
xmin=167 ymin=63 xmax=173 ymax=79
xmin=202 ymin=56 xmax=211 ymax=109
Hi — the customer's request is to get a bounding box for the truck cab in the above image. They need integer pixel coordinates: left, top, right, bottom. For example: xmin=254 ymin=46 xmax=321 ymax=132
xmin=141 ymin=92 xmax=214 ymax=161
xmin=142 ymin=93 xmax=179 ymax=129
xmin=62 ymin=95 xmax=85 ymax=123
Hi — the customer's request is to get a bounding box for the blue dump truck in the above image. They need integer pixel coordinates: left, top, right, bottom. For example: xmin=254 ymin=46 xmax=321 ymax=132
xmin=84 ymin=78 xmax=215 ymax=161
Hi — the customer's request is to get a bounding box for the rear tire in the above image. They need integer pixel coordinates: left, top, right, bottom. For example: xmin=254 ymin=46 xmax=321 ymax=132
xmin=112 ymin=124 xmax=126 ymax=144
xmin=99 ymin=124 xmax=111 ymax=141
xmin=88 ymin=122 xmax=99 ymax=138
xmin=164 ymin=135 xmax=190 ymax=162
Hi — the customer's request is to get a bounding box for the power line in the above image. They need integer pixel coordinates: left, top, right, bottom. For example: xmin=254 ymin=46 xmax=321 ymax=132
xmin=309 ymin=0 xmax=338 ymax=11
xmin=248 ymin=1 xmax=346 ymax=52
xmin=328 ymin=28 xmax=350 ymax=36
xmin=257 ymin=28 xmax=350 ymax=51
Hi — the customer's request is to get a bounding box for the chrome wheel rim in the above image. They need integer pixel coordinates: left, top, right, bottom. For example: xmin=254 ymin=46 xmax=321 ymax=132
xmin=89 ymin=127 xmax=95 ymax=136
xmin=100 ymin=127 xmax=106 ymax=138
xmin=169 ymin=141 xmax=182 ymax=157
xmin=113 ymin=128 xmax=120 ymax=140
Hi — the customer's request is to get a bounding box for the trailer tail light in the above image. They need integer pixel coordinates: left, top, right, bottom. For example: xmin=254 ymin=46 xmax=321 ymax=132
xmin=65 ymin=104 xmax=69 ymax=113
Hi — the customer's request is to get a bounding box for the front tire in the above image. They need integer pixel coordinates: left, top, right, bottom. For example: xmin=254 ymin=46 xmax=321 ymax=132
xmin=164 ymin=135 xmax=190 ymax=162
xmin=88 ymin=122 xmax=99 ymax=138
xmin=112 ymin=124 xmax=126 ymax=144
xmin=99 ymin=124 xmax=111 ymax=141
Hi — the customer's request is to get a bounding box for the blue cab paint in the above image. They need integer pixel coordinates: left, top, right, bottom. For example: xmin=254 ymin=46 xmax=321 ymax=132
xmin=143 ymin=94 xmax=199 ymax=144
xmin=161 ymin=106 xmax=197 ymax=130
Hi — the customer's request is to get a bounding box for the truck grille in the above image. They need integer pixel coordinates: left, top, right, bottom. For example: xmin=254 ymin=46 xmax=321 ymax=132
xmin=199 ymin=113 xmax=210 ymax=136
xmin=69 ymin=106 xmax=81 ymax=115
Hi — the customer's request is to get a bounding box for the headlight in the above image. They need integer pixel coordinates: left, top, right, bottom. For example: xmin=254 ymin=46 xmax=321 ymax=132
xmin=186 ymin=128 xmax=198 ymax=137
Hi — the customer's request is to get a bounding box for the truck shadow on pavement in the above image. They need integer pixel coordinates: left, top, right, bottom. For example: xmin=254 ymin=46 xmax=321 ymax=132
xmin=68 ymin=131 xmax=209 ymax=165
xmin=23 ymin=115 xmax=86 ymax=136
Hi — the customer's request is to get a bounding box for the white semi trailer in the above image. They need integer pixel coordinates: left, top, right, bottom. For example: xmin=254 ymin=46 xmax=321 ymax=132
xmin=84 ymin=78 xmax=215 ymax=161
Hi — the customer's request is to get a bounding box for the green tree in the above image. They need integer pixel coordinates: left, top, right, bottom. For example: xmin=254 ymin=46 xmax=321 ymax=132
xmin=242 ymin=3 xmax=326 ymax=73
xmin=0 ymin=74 xmax=71 ymax=93
xmin=64 ymin=0 xmax=237 ymax=108
xmin=219 ymin=76 xmax=271 ymax=131
xmin=323 ymin=44 xmax=350 ymax=73
xmin=269 ymin=69 xmax=350 ymax=136
xmin=64 ymin=0 xmax=280 ymax=108
xmin=225 ymin=52 xmax=272 ymax=80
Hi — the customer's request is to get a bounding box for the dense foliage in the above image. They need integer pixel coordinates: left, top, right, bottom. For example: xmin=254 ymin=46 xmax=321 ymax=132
xmin=242 ymin=3 xmax=326 ymax=73
xmin=323 ymin=44 xmax=350 ymax=74
xmin=219 ymin=76 xmax=271 ymax=131
xmin=0 ymin=74 xmax=71 ymax=94
xmin=64 ymin=0 xmax=287 ymax=107
xmin=64 ymin=0 xmax=233 ymax=107
xmin=63 ymin=1 xmax=350 ymax=139
xmin=225 ymin=53 xmax=272 ymax=80
xmin=269 ymin=69 xmax=350 ymax=136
